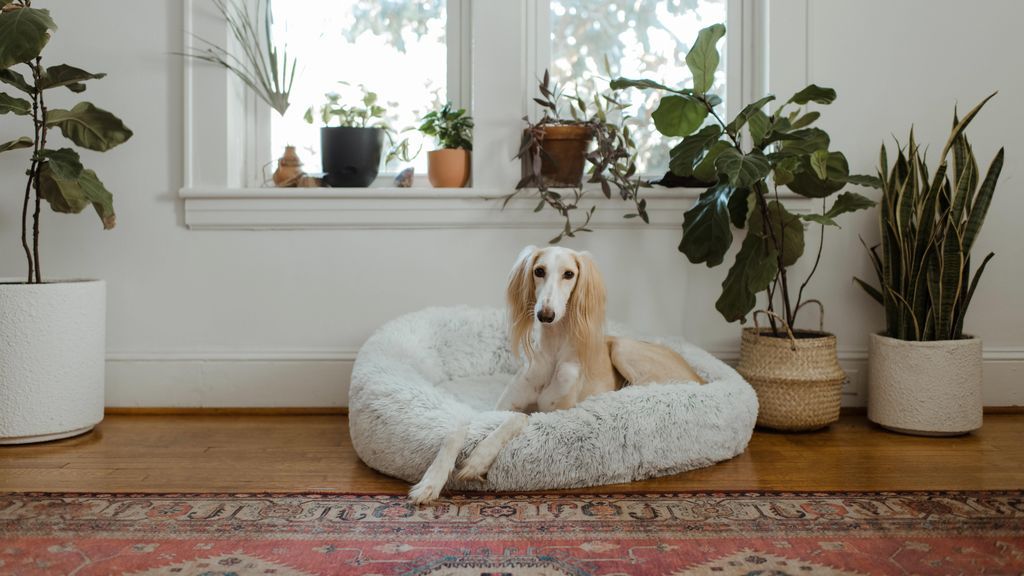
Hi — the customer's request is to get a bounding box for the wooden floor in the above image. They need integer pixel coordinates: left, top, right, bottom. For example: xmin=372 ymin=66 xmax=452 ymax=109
xmin=0 ymin=414 xmax=1021 ymax=493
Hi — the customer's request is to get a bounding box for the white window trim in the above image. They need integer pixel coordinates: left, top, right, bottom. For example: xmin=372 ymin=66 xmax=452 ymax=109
xmin=179 ymin=0 xmax=779 ymax=230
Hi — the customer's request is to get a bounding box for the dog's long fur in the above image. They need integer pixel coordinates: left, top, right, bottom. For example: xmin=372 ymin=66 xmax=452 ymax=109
xmin=407 ymin=246 xmax=704 ymax=504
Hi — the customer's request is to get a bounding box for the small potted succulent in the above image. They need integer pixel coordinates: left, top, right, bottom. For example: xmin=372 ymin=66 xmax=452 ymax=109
xmin=856 ymin=94 xmax=1002 ymax=436
xmin=613 ymin=23 xmax=880 ymax=431
xmin=304 ymin=85 xmax=410 ymax=187
xmin=0 ymin=2 xmax=132 ymax=443
xmin=419 ymin=102 xmax=473 ymax=188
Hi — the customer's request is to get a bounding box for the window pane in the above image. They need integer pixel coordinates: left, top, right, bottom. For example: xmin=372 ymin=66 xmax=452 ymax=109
xmin=550 ymin=0 xmax=726 ymax=174
xmin=270 ymin=1 xmax=446 ymax=176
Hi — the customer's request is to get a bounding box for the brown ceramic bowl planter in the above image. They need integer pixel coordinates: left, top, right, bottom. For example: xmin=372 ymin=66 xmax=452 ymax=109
xmin=524 ymin=123 xmax=594 ymax=188
xmin=427 ymin=148 xmax=471 ymax=188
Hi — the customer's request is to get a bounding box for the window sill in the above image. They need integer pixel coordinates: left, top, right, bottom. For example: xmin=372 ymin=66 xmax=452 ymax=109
xmin=177 ymin=186 xmax=708 ymax=231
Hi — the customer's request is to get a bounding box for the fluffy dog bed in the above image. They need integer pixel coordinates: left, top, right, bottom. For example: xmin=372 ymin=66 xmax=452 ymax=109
xmin=349 ymin=306 xmax=758 ymax=492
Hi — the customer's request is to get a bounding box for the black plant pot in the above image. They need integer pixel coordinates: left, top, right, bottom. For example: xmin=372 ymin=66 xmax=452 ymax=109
xmin=320 ymin=126 xmax=384 ymax=187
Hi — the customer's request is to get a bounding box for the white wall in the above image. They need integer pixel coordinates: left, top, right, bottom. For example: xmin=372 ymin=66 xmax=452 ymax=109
xmin=0 ymin=0 xmax=1020 ymax=408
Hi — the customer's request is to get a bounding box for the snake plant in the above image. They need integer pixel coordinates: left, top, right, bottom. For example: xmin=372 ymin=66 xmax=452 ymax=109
xmin=856 ymin=94 xmax=1003 ymax=341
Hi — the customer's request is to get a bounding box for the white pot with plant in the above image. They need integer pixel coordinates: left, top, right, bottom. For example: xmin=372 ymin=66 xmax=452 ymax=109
xmin=419 ymin=102 xmax=473 ymax=188
xmin=0 ymin=2 xmax=132 ymax=443
xmin=614 ymin=24 xmax=881 ymax=431
xmin=856 ymin=95 xmax=1003 ymax=436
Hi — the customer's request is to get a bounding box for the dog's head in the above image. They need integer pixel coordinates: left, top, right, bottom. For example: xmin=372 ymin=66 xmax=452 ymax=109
xmin=506 ymin=245 xmax=606 ymax=357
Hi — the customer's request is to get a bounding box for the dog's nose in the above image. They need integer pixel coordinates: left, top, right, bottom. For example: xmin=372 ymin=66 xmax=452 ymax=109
xmin=537 ymin=309 xmax=555 ymax=323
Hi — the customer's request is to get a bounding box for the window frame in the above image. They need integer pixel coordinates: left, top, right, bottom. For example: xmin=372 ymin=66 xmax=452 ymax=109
xmin=179 ymin=0 xmax=778 ymax=229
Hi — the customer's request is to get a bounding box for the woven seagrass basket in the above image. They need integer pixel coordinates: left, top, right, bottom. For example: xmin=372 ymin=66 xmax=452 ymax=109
xmin=736 ymin=308 xmax=845 ymax=431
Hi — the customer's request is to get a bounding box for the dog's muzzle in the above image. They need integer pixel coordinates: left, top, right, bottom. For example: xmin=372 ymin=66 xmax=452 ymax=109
xmin=536 ymin=308 xmax=555 ymax=324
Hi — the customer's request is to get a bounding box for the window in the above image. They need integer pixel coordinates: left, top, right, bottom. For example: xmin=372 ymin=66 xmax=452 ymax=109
xmin=269 ymin=1 xmax=448 ymax=174
xmin=549 ymin=0 xmax=727 ymax=174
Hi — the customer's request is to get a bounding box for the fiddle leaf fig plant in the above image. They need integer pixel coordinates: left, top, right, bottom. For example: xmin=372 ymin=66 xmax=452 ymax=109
xmin=612 ymin=23 xmax=880 ymax=333
xmin=0 ymin=1 xmax=133 ymax=284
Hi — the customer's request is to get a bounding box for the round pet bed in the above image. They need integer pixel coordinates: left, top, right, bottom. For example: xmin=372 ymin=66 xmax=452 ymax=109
xmin=349 ymin=306 xmax=758 ymax=492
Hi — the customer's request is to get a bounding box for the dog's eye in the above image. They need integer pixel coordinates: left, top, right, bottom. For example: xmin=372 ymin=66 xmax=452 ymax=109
xmin=563 ymin=271 xmax=575 ymax=280
xmin=534 ymin=267 xmax=546 ymax=278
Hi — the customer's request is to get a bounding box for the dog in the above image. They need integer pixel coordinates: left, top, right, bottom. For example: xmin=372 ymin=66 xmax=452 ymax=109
xmin=408 ymin=246 xmax=704 ymax=504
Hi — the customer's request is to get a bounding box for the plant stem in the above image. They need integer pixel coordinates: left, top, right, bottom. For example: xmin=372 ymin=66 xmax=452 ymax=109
xmin=794 ymin=198 xmax=826 ymax=327
xmin=22 ymin=61 xmax=44 ymax=283
xmin=31 ymin=57 xmax=47 ymax=284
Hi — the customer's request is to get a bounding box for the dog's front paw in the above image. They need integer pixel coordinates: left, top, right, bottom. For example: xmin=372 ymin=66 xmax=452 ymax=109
xmin=408 ymin=479 xmax=443 ymax=505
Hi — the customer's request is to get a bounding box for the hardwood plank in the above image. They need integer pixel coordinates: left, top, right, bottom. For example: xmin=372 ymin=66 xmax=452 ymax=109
xmin=0 ymin=414 xmax=1021 ymax=494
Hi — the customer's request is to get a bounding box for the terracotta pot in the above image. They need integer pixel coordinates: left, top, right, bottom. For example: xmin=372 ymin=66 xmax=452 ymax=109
xmin=523 ymin=124 xmax=593 ymax=188
xmin=272 ymin=145 xmax=303 ymax=187
xmin=427 ymin=148 xmax=471 ymax=188
xmin=868 ymin=333 xmax=982 ymax=436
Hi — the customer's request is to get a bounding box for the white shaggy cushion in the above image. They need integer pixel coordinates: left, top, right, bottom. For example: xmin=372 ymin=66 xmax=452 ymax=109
xmin=349 ymin=306 xmax=758 ymax=491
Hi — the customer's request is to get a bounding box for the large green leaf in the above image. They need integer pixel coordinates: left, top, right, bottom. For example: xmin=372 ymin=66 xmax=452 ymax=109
xmin=747 ymin=110 xmax=770 ymax=146
xmin=46 ymin=102 xmax=133 ymax=151
xmin=685 ymin=23 xmax=726 ymax=94
xmin=0 ymin=7 xmax=56 ymax=69
xmin=668 ymin=124 xmax=721 ymax=177
xmin=609 ymin=77 xmax=692 ymax=95
xmin=726 ymin=95 xmax=774 ymax=136
xmin=0 ymin=91 xmax=30 ymax=115
xmin=716 ymin=230 xmax=778 ymax=323
xmin=787 ymin=84 xmax=837 ymax=105
xmin=651 ymin=95 xmax=708 ymax=137
xmin=37 ymin=164 xmax=116 ymax=229
xmin=801 ymin=191 xmax=875 ymax=227
xmin=36 ymin=147 xmax=83 ymax=180
xmin=0 ymin=136 xmax=32 ymax=153
xmin=679 ymin=182 xmax=735 ymax=267
xmin=39 ymin=64 xmax=106 ymax=92
xmin=0 ymin=69 xmax=32 ymax=94
xmin=962 ymin=148 xmax=1004 ymax=254
xmin=715 ymin=147 xmax=770 ymax=189
xmin=772 ymin=127 xmax=830 ymax=156
xmin=693 ymin=140 xmax=730 ymax=182
xmin=755 ymin=200 xmax=804 ymax=266
xmin=786 ymin=151 xmax=850 ymax=198
xmin=844 ymin=173 xmax=882 ymax=188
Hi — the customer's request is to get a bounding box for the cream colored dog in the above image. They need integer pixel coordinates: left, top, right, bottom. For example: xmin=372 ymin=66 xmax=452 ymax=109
xmin=409 ymin=246 xmax=703 ymax=504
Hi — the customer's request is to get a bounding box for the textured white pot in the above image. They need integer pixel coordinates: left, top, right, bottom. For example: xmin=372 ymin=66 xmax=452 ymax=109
xmin=868 ymin=332 xmax=982 ymax=436
xmin=0 ymin=279 xmax=105 ymax=444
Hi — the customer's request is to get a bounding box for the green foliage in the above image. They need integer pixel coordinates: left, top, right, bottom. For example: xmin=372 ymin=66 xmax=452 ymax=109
xmin=509 ymin=69 xmax=649 ymax=244
xmin=0 ymin=1 xmax=131 ymax=283
xmin=304 ymin=85 xmax=417 ymax=165
xmin=613 ymin=23 xmax=879 ymax=330
xmin=418 ymin=101 xmax=473 ymax=151
xmin=856 ymin=95 xmax=1002 ymax=341
xmin=182 ymin=0 xmax=296 ymax=117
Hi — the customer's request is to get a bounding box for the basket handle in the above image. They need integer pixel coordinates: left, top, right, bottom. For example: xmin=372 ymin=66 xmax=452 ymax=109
xmin=751 ymin=309 xmax=797 ymax=350
xmin=794 ymin=299 xmax=825 ymax=332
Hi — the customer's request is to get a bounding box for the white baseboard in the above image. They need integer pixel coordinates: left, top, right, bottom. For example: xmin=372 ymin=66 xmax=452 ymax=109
xmin=104 ymin=348 xmax=1024 ymax=408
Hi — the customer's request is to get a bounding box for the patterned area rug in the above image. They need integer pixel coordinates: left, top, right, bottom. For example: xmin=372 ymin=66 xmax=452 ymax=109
xmin=1 ymin=491 xmax=1022 ymax=575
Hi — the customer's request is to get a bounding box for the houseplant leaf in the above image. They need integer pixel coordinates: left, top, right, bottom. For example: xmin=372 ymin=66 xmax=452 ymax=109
xmin=693 ymin=140 xmax=730 ymax=182
xmin=37 ymin=164 xmax=116 ymax=229
xmin=0 ymin=91 xmax=30 ymax=115
xmin=786 ymin=151 xmax=850 ymax=198
xmin=46 ymin=102 xmax=133 ymax=151
xmin=0 ymin=7 xmax=56 ymax=69
xmin=0 ymin=136 xmax=32 ymax=153
xmin=36 ymin=148 xmax=83 ymax=180
xmin=753 ymin=200 xmax=805 ymax=266
xmin=0 ymin=69 xmax=33 ymax=93
xmin=716 ymin=231 xmax=778 ymax=323
xmin=609 ymin=77 xmax=693 ymax=95
xmin=787 ymin=84 xmax=837 ymax=105
xmin=668 ymin=124 xmax=721 ymax=176
xmin=715 ymin=147 xmax=770 ymax=189
xmin=651 ymin=95 xmax=708 ymax=137
xmin=679 ymin=182 xmax=735 ymax=267
xmin=801 ymin=191 xmax=875 ymax=227
xmin=726 ymin=95 xmax=774 ymax=135
xmin=38 ymin=64 xmax=106 ymax=92
xmin=685 ymin=23 xmax=726 ymax=94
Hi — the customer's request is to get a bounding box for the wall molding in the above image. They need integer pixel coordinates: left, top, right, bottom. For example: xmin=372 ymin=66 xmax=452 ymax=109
xmin=105 ymin=347 xmax=1024 ymax=409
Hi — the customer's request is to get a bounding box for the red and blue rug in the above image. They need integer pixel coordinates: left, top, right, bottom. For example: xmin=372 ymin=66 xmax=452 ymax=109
xmin=2 ymin=491 xmax=1022 ymax=575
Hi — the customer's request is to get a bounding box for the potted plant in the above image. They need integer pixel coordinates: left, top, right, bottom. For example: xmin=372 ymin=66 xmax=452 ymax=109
xmin=303 ymin=86 xmax=416 ymax=188
xmin=613 ymin=23 xmax=880 ymax=431
xmin=855 ymin=95 xmax=1002 ymax=436
xmin=419 ymin=102 xmax=472 ymax=188
xmin=0 ymin=2 xmax=132 ymax=443
xmin=182 ymin=0 xmax=300 ymax=186
xmin=507 ymin=70 xmax=650 ymax=243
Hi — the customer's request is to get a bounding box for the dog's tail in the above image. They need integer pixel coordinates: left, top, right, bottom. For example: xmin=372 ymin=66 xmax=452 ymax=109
xmin=609 ymin=337 xmax=705 ymax=385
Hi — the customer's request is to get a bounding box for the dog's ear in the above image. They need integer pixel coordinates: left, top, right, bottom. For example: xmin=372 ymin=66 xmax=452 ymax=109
xmin=569 ymin=251 xmax=607 ymax=376
xmin=507 ymin=246 xmax=538 ymax=357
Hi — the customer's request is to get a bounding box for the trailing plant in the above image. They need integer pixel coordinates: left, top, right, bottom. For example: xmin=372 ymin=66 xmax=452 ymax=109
xmin=612 ymin=23 xmax=880 ymax=333
xmin=304 ymin=85 xmax=416 ymax=164
xmin=855 ymin=95 xmax=1002 ymax=341
xmin=508 ymin=69 xmax=649 ymax=244
xmin=0 ymin=0 xmax=133 ymax=284
xmin=419 ymin=102 xmax=472 ymax=150
xmin=183 ymin=0 xmax=296 ymax=117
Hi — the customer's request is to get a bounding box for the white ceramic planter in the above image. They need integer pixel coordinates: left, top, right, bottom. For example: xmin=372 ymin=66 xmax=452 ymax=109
xmin=868 ymin=332 xmax=982 ymax=436
xmin=0 ymin=279 xmax=105 ymax=444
